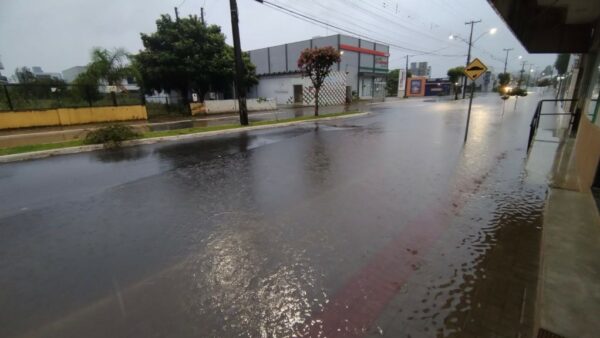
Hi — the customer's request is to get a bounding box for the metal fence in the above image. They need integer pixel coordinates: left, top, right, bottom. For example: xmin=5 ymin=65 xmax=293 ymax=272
xmin=0 ymin=84 xmax=145 ymax=112
xmin=144 ymin=94 xmax=189 ymax=117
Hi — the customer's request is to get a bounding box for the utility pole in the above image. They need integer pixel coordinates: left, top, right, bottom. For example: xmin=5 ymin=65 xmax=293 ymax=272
xmin=403 ymin=55 xmax=409 ymax=98
xmin=518 ymin=61 xmax=526 ymax=88
xmin=526 ymin=64 xmax=533 ymax=89
xmin=201 ymin=7 xmax=205 ymax=25
xmin=464 ymin=80 xmax=475 ymax=143
xmin=502 ymin=48 xmax=513 ymax=74
xmin=174 ymin=7 xmax=179 ymax=21
xmin=462 ymin=20 xmax=481 ymax=99
xmin=229 ymin=0 xmax=249 ymax=125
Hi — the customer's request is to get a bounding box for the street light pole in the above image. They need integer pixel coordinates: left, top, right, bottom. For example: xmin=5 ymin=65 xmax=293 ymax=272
xmin=462 ymin=20 xmax=481 ymax=99
xmin=403 ymin=55 xmax=409 ymax=98
xmin=229 ymin=0 xmax=249 ymax=125
xmin=518 ymin=61 xmax=526 ymax=88
xmin=502 ymin=48 xmax=513 ymax=74
xmin=526 ymin=64 xmax=534 ymax=89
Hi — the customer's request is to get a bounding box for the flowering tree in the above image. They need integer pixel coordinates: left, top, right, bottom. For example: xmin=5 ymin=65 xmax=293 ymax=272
xmin=297 ymin=47 xmax=341 ymax=116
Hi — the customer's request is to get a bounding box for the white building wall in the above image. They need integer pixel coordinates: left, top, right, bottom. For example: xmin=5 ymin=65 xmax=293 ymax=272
xmin=255 ymin=71 xmax=347 ymax=106
xmin=255 ymin=74 xmax=308 ymax=104
xmin=205 ymin=99 xmax=276 ymax=114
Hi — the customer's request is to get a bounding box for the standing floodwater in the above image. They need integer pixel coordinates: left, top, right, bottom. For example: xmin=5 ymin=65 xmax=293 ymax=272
xmin=0 ymin=93 xmax=547 ymax=337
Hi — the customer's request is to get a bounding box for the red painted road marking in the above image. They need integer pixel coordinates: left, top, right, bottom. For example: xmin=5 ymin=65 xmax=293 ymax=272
xmin=298 ymin=164 xmax=491 ymax=337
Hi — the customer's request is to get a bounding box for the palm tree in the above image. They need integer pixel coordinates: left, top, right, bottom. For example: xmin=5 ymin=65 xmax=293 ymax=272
xmin=77 ymin=47 xmax=134 ymax=88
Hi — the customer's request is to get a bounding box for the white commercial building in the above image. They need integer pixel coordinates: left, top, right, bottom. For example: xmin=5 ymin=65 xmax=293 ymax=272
xmin=247 ymin=34 xmax=390 ymax=105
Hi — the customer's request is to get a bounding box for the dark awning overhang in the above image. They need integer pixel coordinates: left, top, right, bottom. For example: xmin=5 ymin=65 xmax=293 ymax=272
xmin=487 ymin=0 xmax=599 ymax=53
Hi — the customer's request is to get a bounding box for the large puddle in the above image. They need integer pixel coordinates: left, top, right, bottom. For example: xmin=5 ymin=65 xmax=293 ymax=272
xmin=0 ymin=95 xmax=548 ymax=338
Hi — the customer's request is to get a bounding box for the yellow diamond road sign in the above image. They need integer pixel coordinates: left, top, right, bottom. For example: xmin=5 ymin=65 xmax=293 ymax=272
xmin=464 ymin=58 xmax=488 ymax=81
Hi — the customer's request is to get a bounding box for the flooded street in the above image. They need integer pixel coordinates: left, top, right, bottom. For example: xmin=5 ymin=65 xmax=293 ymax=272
xmin=0 ymin=93 xmax=547 ymax=337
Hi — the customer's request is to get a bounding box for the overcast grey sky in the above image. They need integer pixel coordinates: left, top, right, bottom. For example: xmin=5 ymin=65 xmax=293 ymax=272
xmin=0 ymin=0 xmax=556 ymax=79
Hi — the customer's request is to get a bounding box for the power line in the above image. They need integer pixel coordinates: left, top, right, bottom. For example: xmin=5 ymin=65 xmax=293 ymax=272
xmin=369 ymin=0 xmax=510 ymax=66
xmin=329 ymin=0 xmax=496 ymax=60
xmin=260 ymin=0 xmax=464 ymax=57
xmin=277 ymin=0 xmax=427 ymax=52
xmin=280 ymin=0 xmax=458 ymax=54
xmin=345 ymin=0 xmax=455 ymax=46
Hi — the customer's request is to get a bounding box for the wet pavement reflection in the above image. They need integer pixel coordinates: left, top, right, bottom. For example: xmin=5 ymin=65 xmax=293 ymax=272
xmin=0 ymin=93 xmax=547 ymax=337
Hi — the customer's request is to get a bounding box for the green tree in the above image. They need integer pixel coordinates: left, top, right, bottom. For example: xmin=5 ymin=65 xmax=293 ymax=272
xmin=134 ymin=14 xmax=257 ymax=113
xmin=537 ymin=78 xmax=552 ymax=87
xmin=297 ymin=47 xmax=341 ymax=116
xmin=14 ymin=67 xmax=36 ymax=83
xmin=542 ymin=65 xmax=553 ymax=77
xmin=498 ymin=72 xmax=511 ymax=86
xmin=496 ymin=72 xmax=511 ymax=96
xmin=386 ymin=69 xmax=400 ymax=96
xmin=447 ymin=66 xmax=465 ymax=100
xmin=554 ymin=54 xmax=570 ymax=75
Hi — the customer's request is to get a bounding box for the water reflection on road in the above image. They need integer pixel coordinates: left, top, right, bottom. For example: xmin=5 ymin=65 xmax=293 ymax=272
xmin=0 ymin=94 xmax=548 ymax=337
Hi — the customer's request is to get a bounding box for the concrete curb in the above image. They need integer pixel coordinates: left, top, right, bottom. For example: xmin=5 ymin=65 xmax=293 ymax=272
xmin=0 ymin=112 xmax=370 ymax=163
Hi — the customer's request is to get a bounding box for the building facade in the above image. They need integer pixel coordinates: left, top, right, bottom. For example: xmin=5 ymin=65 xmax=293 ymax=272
xmin=30 ymin=66 xmax=62 ymax=81
xmin=62 ymin=66 xmax=87 ymax=83
xmin=247 ymin=34 xmax=389 ymax=105
xmin=410 ymin=62 xmax=431 ymax=77
xmin=474 ymin=71 xmax=495 ymax=92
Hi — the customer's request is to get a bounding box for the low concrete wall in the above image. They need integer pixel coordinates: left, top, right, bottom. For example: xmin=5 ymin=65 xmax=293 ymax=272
xmin=190 ymin=98 xmax=277 ymax=116
xmin=0 ymin=105 xmax=148 ymax=130
xmin=574 ymin=115 xmax=600 ymax=191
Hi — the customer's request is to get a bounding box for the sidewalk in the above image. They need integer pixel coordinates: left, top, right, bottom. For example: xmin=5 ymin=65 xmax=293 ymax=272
xmin=0 ymin=102 xmax=370 ymax=148
xmin=527 ymin=114 xmax=600 ymax=337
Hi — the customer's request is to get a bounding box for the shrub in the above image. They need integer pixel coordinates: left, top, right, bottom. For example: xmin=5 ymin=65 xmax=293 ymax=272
xmin=510 ymin=87 xmax=528 ymax=97
xmin=537 ymin=78 xmax=552 ymax=87
xmin=84 ymin=124 xmax=140 ymax=148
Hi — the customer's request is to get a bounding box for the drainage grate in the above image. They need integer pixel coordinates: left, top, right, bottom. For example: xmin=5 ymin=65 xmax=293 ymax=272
xmin=538 ymin=328 xmax=567 ymax=338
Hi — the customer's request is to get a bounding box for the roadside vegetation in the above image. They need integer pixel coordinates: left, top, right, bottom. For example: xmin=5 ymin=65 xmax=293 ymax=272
xmin=297 ymin=47 xmax=341 ymax=116
xmin=84 ymin=124 xmax=141 ymax=148
xmin=447 ymin=66 xmax=466 ymax=100
xmin=0 ymin=112 xmax=360 ymax=157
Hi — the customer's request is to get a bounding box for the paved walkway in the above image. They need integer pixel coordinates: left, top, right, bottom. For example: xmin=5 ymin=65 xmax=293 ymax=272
xmin=540 ymin=188 xmax=600 ymax=338
xmin=527 ymin=111 xmax=600 ymax=338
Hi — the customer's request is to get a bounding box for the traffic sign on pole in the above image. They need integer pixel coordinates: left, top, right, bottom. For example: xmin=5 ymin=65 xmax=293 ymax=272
xmin=463 ymin=58 xmax=488 ymax=143
xmin=464 ymin=58 xmax=488 ymax=81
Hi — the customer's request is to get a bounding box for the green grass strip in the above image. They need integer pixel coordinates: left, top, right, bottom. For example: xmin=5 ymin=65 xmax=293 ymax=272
xmin=0 ymin=111 xmax=360 ymax=157
xmin=0 ymin=140 xmax=84 ymax=156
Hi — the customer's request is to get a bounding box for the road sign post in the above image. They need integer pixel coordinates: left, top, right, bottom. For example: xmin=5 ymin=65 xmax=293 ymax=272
xmin=462 ymin=58 xmax=488 ymax=142
xmin=464 ymin=81 xmax=475 ymax=143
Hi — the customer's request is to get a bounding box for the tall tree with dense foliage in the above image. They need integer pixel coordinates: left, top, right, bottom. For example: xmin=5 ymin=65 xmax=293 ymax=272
xmin=386 ymin=69 xmax=400 ymax=97
xmin=496 ymin=72 xmax=511 ymax=96
xmin=297 ymin=47 xmax=341 ymax=116
xmin=498 ymin=73 xmax=511 ymax=87
xmin=447 ymin=66 xmax=465 ymax=100
xmin=134 ymin=14 xmax=256 ymax=113
xmin=554 ymin=54 xmax=570 ymax=75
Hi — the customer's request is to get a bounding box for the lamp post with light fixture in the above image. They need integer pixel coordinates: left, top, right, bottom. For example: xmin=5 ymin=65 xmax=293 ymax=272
xmin=526 ymin=65 xmax=534 ymax=89
xmin=449 ymin=22 xmax=497 ymax=99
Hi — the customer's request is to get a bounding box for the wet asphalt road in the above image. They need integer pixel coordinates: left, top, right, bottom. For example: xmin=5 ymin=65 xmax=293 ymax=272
xmin=0 ymin=93 xmax=547 ymax=337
